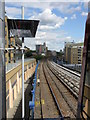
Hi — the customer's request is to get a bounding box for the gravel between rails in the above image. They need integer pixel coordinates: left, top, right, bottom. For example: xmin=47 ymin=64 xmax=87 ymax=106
xmin=44 ymin=62 xmax=77 ymax=118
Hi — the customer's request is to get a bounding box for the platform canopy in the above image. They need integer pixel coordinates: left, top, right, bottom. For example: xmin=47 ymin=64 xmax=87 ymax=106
xmin=7 ymin=19 xmax=39 ymax=37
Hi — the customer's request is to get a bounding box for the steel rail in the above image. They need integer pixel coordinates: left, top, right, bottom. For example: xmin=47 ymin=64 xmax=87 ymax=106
xmin=51 ymin=61 xmax=81 ymax=78
xmin=45 ymin=63 xmax=77 ymax=117
xmin=42 ymin=64 xmax=64 ymax=120
xmin=47 ymin=62 xmax=79 ymax=99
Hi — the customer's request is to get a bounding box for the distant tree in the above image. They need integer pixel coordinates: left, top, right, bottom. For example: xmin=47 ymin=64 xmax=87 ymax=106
xmin=25 ymin=50 xmax=32 ymax=58
xmin=34 ymin=55 xmax=44 ymax=61
xmin=60 ymin=49 xmax=62 ymax=53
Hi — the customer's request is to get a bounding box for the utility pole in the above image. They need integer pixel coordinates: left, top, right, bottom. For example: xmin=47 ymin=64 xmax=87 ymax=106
xmin=0 ymin=1 xmax=6 ymax=119
xmin=21 ymin=6 xmax=25 ymax=118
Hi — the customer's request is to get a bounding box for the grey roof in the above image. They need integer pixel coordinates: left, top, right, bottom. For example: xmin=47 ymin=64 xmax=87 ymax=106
xmin=6 ymin=58 xmax=35 ymax=73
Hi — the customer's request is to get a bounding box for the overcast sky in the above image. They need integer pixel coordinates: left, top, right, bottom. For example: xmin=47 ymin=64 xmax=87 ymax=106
xmin=5 ymin=1 xmax=88 ymax=51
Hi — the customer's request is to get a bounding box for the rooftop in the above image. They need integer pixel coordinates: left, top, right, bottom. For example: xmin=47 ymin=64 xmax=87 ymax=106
xmin=6 ymin=58 xmax=35 ymax=73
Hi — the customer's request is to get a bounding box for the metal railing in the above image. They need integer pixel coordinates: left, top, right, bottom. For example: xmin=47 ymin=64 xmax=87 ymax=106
xmin=29 ymin=62 xmax=40 ymax=118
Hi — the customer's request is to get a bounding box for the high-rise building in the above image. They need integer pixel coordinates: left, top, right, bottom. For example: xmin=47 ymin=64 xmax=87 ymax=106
xmin=71 ymin=46 xmax=83 ymax=64
xmin=64 ymin=42 xmax=73 ymax=63
xmin=36 ymin=42 xmax=47 ymax=55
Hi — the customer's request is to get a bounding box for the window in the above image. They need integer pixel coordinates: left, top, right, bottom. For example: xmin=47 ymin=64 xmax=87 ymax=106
xmin=81 ymin=37 xmax=90 ymax=119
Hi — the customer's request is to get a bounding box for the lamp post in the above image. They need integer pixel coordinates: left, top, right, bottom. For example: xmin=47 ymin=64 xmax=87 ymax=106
xmin=21 ymin=6 xmax=25 ymax=118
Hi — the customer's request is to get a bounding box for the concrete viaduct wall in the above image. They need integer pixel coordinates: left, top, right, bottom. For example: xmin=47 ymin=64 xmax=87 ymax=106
xmin=6 ymin=59 xmax=36 ymax=117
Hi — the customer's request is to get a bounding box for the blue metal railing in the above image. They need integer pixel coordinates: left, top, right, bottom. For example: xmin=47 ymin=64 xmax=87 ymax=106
xmin=29 ymin=62 xmax=40 ymax=118
xmin=29 ymin=61 xmax=64 ymax=119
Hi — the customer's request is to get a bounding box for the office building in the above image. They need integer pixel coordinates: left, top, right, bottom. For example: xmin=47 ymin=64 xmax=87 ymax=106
xmin=64 ymin=42 xmax=83 ymax=64
xmin=36 ymin=42 xmax=47 ymax=55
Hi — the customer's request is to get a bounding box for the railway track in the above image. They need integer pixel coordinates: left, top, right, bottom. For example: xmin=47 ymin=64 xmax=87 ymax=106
xmin=48 ymin=61 xmax=80 ymax=98
xmin=51 ymin=61 xmax=81 ymax=78
xmin=42 ymin=62 xmax=77 ymax=118
xmin=42 ymin=64 xmax=63 ymax=119
xmin=34 ymin=62 xmax=60 ymax=119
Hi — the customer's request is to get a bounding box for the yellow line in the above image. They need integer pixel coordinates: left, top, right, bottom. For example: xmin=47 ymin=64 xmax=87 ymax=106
xmin=35 ymin=99 xmax=45 ymax=107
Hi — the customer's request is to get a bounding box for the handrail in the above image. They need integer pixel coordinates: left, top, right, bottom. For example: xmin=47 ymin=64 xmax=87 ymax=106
xmin=29 ymin=61 xmax=40 ymax=118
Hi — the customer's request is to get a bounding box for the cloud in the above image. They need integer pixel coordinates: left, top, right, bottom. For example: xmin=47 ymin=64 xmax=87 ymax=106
xmin=49 ymin=2 xmax=81 ymax=14
xmin=24 ymin=30 xmax=72 ymax=51
xmin=5 ymin=0 xmax=90 ymax=2
xmin=60 ymin=6 xmax=81 ymax=14
xmin=84 ymin=2 xmax=88 ymax=9
xmin=30 ymin=9 xmax=67 ymax=30
xmin=71 ymin=14 xmax=77 ymax=19
xmin=81 ymin=12 xmax=88 ymax=16
xmin=5 ymin=6 xmax=21 ymax=18
xmin=66 ymin=36 xmax=71 ymax=39
xmin=24 ymin=38 xmax=70 ymax=51
xmin=6 ymin=2 xmax=82 ymax=15
xmin=5 ymin=2 xmax=85 ymax=51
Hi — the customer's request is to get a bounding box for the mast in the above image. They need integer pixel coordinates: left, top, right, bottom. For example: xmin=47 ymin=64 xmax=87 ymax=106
xmin=21 ymin=6 xmax=25 ymax=118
